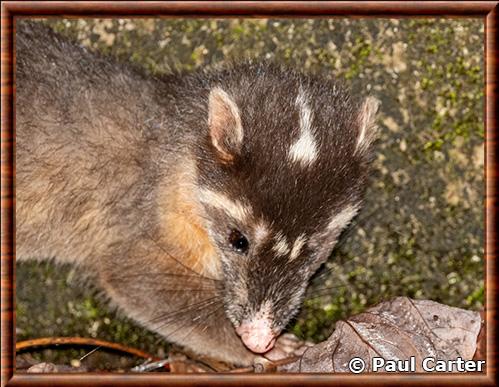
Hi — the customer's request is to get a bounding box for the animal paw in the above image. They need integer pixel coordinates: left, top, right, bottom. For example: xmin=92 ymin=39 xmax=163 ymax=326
xmin=264 ymin=332 xmax=313 ymax=361
xmin=252 ymin=333 xmax=313 ymax=372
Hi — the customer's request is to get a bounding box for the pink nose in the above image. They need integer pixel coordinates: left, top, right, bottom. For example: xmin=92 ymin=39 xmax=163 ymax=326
xmin=236 ymin=319 xmax=277 ymax=353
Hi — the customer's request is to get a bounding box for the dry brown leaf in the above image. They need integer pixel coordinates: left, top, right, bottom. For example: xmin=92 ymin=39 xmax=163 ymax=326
xmin=280 ymin=297 xmax=482 ymax=373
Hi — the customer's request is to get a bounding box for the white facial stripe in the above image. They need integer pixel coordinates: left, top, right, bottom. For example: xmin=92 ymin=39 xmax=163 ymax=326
xmin=289 ymin=234 xmax=307 ymax=261
xmin=198 ymin=188 xmax=251 ymax=222
xmin=289 ymin=90 xmax=318 ymax=166
xmin=272 ymin=232 xmax=290 ymax=256
xmin=327 ymin=204 xmax=361 ymax=232
xmin=254 ymin=221 xmax=270 ymax=246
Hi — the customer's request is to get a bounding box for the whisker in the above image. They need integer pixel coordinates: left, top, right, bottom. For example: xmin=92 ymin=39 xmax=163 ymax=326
xmin=305 ymin=290 xmax=348 ymax=301
xmin=108 ymin=271 xmax=220 ymax=282
xmin=146 ymin=296 xmax=223 ymax=328
xmin=143 ymin=298 xmax=217 ymax=326
xmin=141 ymin=229 xmax=221 ymax=283
xmin=199 ymin=305 xmax=226 ymax=335
xmin=141 ymin=287 xmax=220 ymax=293
xmin=152 ymin=299 xmax=224 ymax=340
xmin=107 ymin=263 xmax=223 ymax=294
xmin=306 ymin=283 xmax=349 ymax=295
xmin=167 ymin=303 xmax=225 ymax=344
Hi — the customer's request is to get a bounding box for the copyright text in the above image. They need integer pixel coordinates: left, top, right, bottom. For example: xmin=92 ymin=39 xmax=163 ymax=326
xmin=348 ymin=356 xmax=485 ymax=373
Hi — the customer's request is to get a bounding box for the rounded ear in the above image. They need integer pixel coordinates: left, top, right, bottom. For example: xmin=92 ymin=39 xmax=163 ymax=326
xmin=208 ymin=87 xmax=244 ymax=163
xmin=355 ymin=96 xmax=380 ymax=156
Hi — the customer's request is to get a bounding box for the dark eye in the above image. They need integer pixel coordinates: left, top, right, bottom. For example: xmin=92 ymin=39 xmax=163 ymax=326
xmin=228 ymin=229 xmax=249 ymax=254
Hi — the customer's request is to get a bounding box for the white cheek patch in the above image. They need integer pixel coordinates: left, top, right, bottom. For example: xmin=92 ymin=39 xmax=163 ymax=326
xmin=198 ymin=188 xmax=251 ymax=223
xmin=289 ymin=90 xmax=318 ymax=167
xmin=327 ymin=204 xmax=361 ymax=233
xmin=289 ymin=234 xmax=307 ymax=261
xmin=272 ymin=232 xmax=290 ymax=256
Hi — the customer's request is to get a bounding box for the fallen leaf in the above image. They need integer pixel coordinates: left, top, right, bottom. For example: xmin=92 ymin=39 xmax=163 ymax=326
xmin=280 ymin=297 xmax=482 ymax=373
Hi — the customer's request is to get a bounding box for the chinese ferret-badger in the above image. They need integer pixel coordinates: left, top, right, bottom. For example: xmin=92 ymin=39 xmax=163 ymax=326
xmin=16 ymin=21 xmax=379 ymax=366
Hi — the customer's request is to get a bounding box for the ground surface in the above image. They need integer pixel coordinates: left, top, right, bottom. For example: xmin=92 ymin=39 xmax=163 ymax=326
xmin=16 ymin=18 xmax=484 ymax=370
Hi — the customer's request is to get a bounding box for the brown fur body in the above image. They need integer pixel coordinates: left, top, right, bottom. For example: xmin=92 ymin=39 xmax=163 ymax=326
xmin=16 ymin=21 xmax=378 ymax=366
xmin=16 ymin=21 xmax=251 ymax=364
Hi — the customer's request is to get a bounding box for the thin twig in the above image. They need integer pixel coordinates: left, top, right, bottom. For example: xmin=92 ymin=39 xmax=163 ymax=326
xmin=16 ymin=337 xmax=162 ymax=363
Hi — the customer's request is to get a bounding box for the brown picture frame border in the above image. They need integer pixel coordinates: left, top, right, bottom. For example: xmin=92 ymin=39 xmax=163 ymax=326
xmin=1 ymin=1 xmax=497 ymax=386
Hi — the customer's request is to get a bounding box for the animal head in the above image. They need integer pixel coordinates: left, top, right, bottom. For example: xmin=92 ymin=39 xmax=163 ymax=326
xmin=193 ymin=64 xmax=379 ymax=353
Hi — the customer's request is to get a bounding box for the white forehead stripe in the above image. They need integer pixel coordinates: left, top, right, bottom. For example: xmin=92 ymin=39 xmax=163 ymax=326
xmin=198 ymin=188 xmax=251 ymax=222
xmin=296 ymin=90 xmax=313 ymax=134
xmin=289 ymin=234 xmax=307 ymax=261
xmin=289 ymin=90 xmax=318 ymax=166
xmin=327 ymin=204 xmax=361 ymax=232
xmin=289 ymin=129 xmax=318 ymax=166
xmin=272 ymin=232 xmax=290 ymax=256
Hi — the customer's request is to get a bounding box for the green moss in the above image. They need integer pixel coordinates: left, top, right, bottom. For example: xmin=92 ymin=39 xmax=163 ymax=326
xmin=466 ymin=282 xmax=484 ymax=307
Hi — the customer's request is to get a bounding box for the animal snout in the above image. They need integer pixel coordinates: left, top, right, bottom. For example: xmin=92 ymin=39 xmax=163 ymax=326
xmin=235 ymin=318 xmax=277 ymax=353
